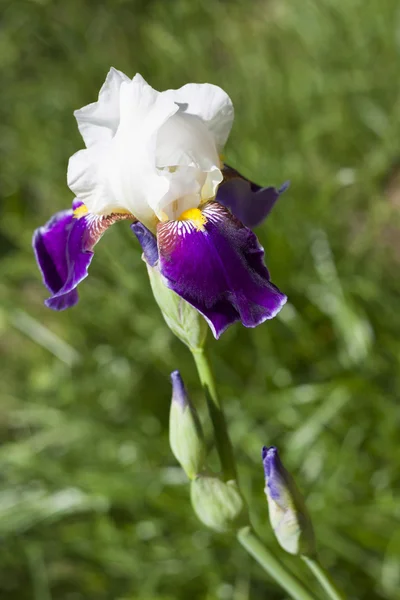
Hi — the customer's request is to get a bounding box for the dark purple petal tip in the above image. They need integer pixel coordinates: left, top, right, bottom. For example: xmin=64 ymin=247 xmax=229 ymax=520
xmin=170 ymin=370 xmax=189 ymax=409
xmin=131 ymin=222 xmax=159 ymax=266
xmin=158 ymin=202 xmax=286 ymax=339
xmin=217 ymin=176 xmax=289 ymax=229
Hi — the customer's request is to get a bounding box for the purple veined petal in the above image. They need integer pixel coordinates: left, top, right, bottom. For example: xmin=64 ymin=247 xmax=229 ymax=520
xmin=216 ymin=164 xmax=289 ymax=229
xmin=157 ymin=202 xmax=287 ymax=339
xmin=33 ymin=200 xmax=134 ymax=310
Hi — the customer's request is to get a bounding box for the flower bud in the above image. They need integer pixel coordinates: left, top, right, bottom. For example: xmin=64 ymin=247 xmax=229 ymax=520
xmin=190 ymin=475 xmax=247 ymax=532
xmin=169 ymin=371 xmax=206 ymax=479
xmin=145 ymin=262 xmax=208 ymax=350
xmin=262 ymin=446 xmax=316 ymax=556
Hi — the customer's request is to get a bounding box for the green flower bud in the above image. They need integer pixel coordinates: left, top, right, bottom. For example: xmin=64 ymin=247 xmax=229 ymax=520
xmin=190 ymin=475 xmax=247 ymax=532
xmin=169 ymin=371 xmax=206 ymax=479
xmin=146 ymin=263 xmax=208 ymax=350
xmin=262 ymin=446 xmax=316 ymax=556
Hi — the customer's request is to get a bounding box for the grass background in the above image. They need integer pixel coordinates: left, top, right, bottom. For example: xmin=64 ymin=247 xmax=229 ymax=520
xmin=1 ymin=0 xmax=400 ymax=598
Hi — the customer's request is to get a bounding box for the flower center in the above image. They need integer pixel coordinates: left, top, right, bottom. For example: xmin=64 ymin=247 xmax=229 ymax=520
xmin=178 ymin=208 xmax=207 ymax=231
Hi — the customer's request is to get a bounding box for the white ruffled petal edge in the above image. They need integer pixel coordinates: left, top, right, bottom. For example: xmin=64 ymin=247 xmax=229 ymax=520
xmin=163 ymin=83 xmax=234 ymax=151
xmin=74 ymin=67 xmax=130 ymax=148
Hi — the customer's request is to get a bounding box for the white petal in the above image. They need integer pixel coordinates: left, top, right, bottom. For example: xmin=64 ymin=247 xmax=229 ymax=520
xmin=163 ymin=83 xmax=234 ymax=150
xmin=69 ymin=71 xmax=231 ymax=227
xmin=201 ymin=165 xmax=223 ymax=201
xmin=156 ymin=112 xmax=219 ymax=170
xmin=68 ymin=76 xmax=179 ymax=228
xmin=119 ymin=76 xmax=171 ymax=136
xmin=74 ymin=67 xmax=130 ymax=148
xmin=154 ymin=166 xmax=201 ymax=220
xmin=154 ymin=112 xmax=223 ymax=220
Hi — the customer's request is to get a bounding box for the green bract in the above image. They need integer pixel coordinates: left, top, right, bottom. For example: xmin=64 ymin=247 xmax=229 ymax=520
xmin=190 ymin=475 xmax=246 ymax=532
xmin=146 ymin=263 xmax=208 ymax=350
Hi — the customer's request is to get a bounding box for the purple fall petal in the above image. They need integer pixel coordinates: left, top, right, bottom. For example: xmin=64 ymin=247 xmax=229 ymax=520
xmin=33 ymin=207 xmax=93 ymax=310
xmin=33 ymin=200 xmax=134 ymax=310
xmin=157 ymin=202 xmax=287 ymax=339
xmin=217 ymin=165 xmax=289 ymax=229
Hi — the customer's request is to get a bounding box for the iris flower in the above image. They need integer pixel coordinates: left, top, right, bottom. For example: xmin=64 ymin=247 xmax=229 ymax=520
xmin=33 ymin=68 xmax=287 ymax=338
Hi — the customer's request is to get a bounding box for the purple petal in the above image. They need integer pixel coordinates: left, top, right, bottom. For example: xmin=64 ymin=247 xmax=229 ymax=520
xmin=217 ymin=165 xmax=289 ymax=229
xmin=262 ymin=446 xmax=283 ymax=501
xmin=131 ymin=222 xmax=159 ymax=266
xmin=33 ymin=208 xmax=94 ymax=310
xmin=157 ymin=202 xmax=287 ymax=339
xmin=33 ymin=202 xmax=134 ymax=310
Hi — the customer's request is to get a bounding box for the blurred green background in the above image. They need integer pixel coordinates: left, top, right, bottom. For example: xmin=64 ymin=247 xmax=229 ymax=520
xmin=1 ymin=0 xmax=400 ymax=598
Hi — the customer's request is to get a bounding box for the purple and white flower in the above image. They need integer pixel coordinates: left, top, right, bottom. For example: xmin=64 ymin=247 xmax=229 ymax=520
xmin=33 ymin=68 xmax=287 ymax=338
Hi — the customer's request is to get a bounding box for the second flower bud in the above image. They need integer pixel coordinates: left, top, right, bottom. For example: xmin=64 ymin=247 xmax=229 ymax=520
xmin=169 ymin=370 xmax=206 ymax=479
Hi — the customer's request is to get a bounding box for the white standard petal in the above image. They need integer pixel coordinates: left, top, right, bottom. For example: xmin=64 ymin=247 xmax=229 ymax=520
xmin=155 ymin=165 xmax=201 ymax=221
xmin=68 ymin=75 xmax=179 ymax=228
xmin=74 ymin=67 xmax=130 ymax=148
xmin=163 ymin=83 xmax=234 ymax=151
xmin=156 ymin=112 xmax=219 ymax=169
xmin=154 ymin=164 xmax=223 ymax=221
xmin=154 ymin=110 xmax=223 ymax=219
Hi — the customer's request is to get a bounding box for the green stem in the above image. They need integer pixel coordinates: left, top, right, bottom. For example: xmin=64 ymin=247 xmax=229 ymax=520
xmin=238 ymin=527 xmax=317 ymax=600
xmin=302 ymin=556 xmax=346 ymax=600
xmin=26 ymin=544 xmax=52 ymax=600
xmin=191 ymin=347 xmax=237 ymax=481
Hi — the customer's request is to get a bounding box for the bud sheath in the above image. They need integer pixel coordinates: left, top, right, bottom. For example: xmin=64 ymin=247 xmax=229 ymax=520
xmin=146 ymin=263 xmax=208 ymax=350
xmin=191 ymin=475 xmax=246 ymax=532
